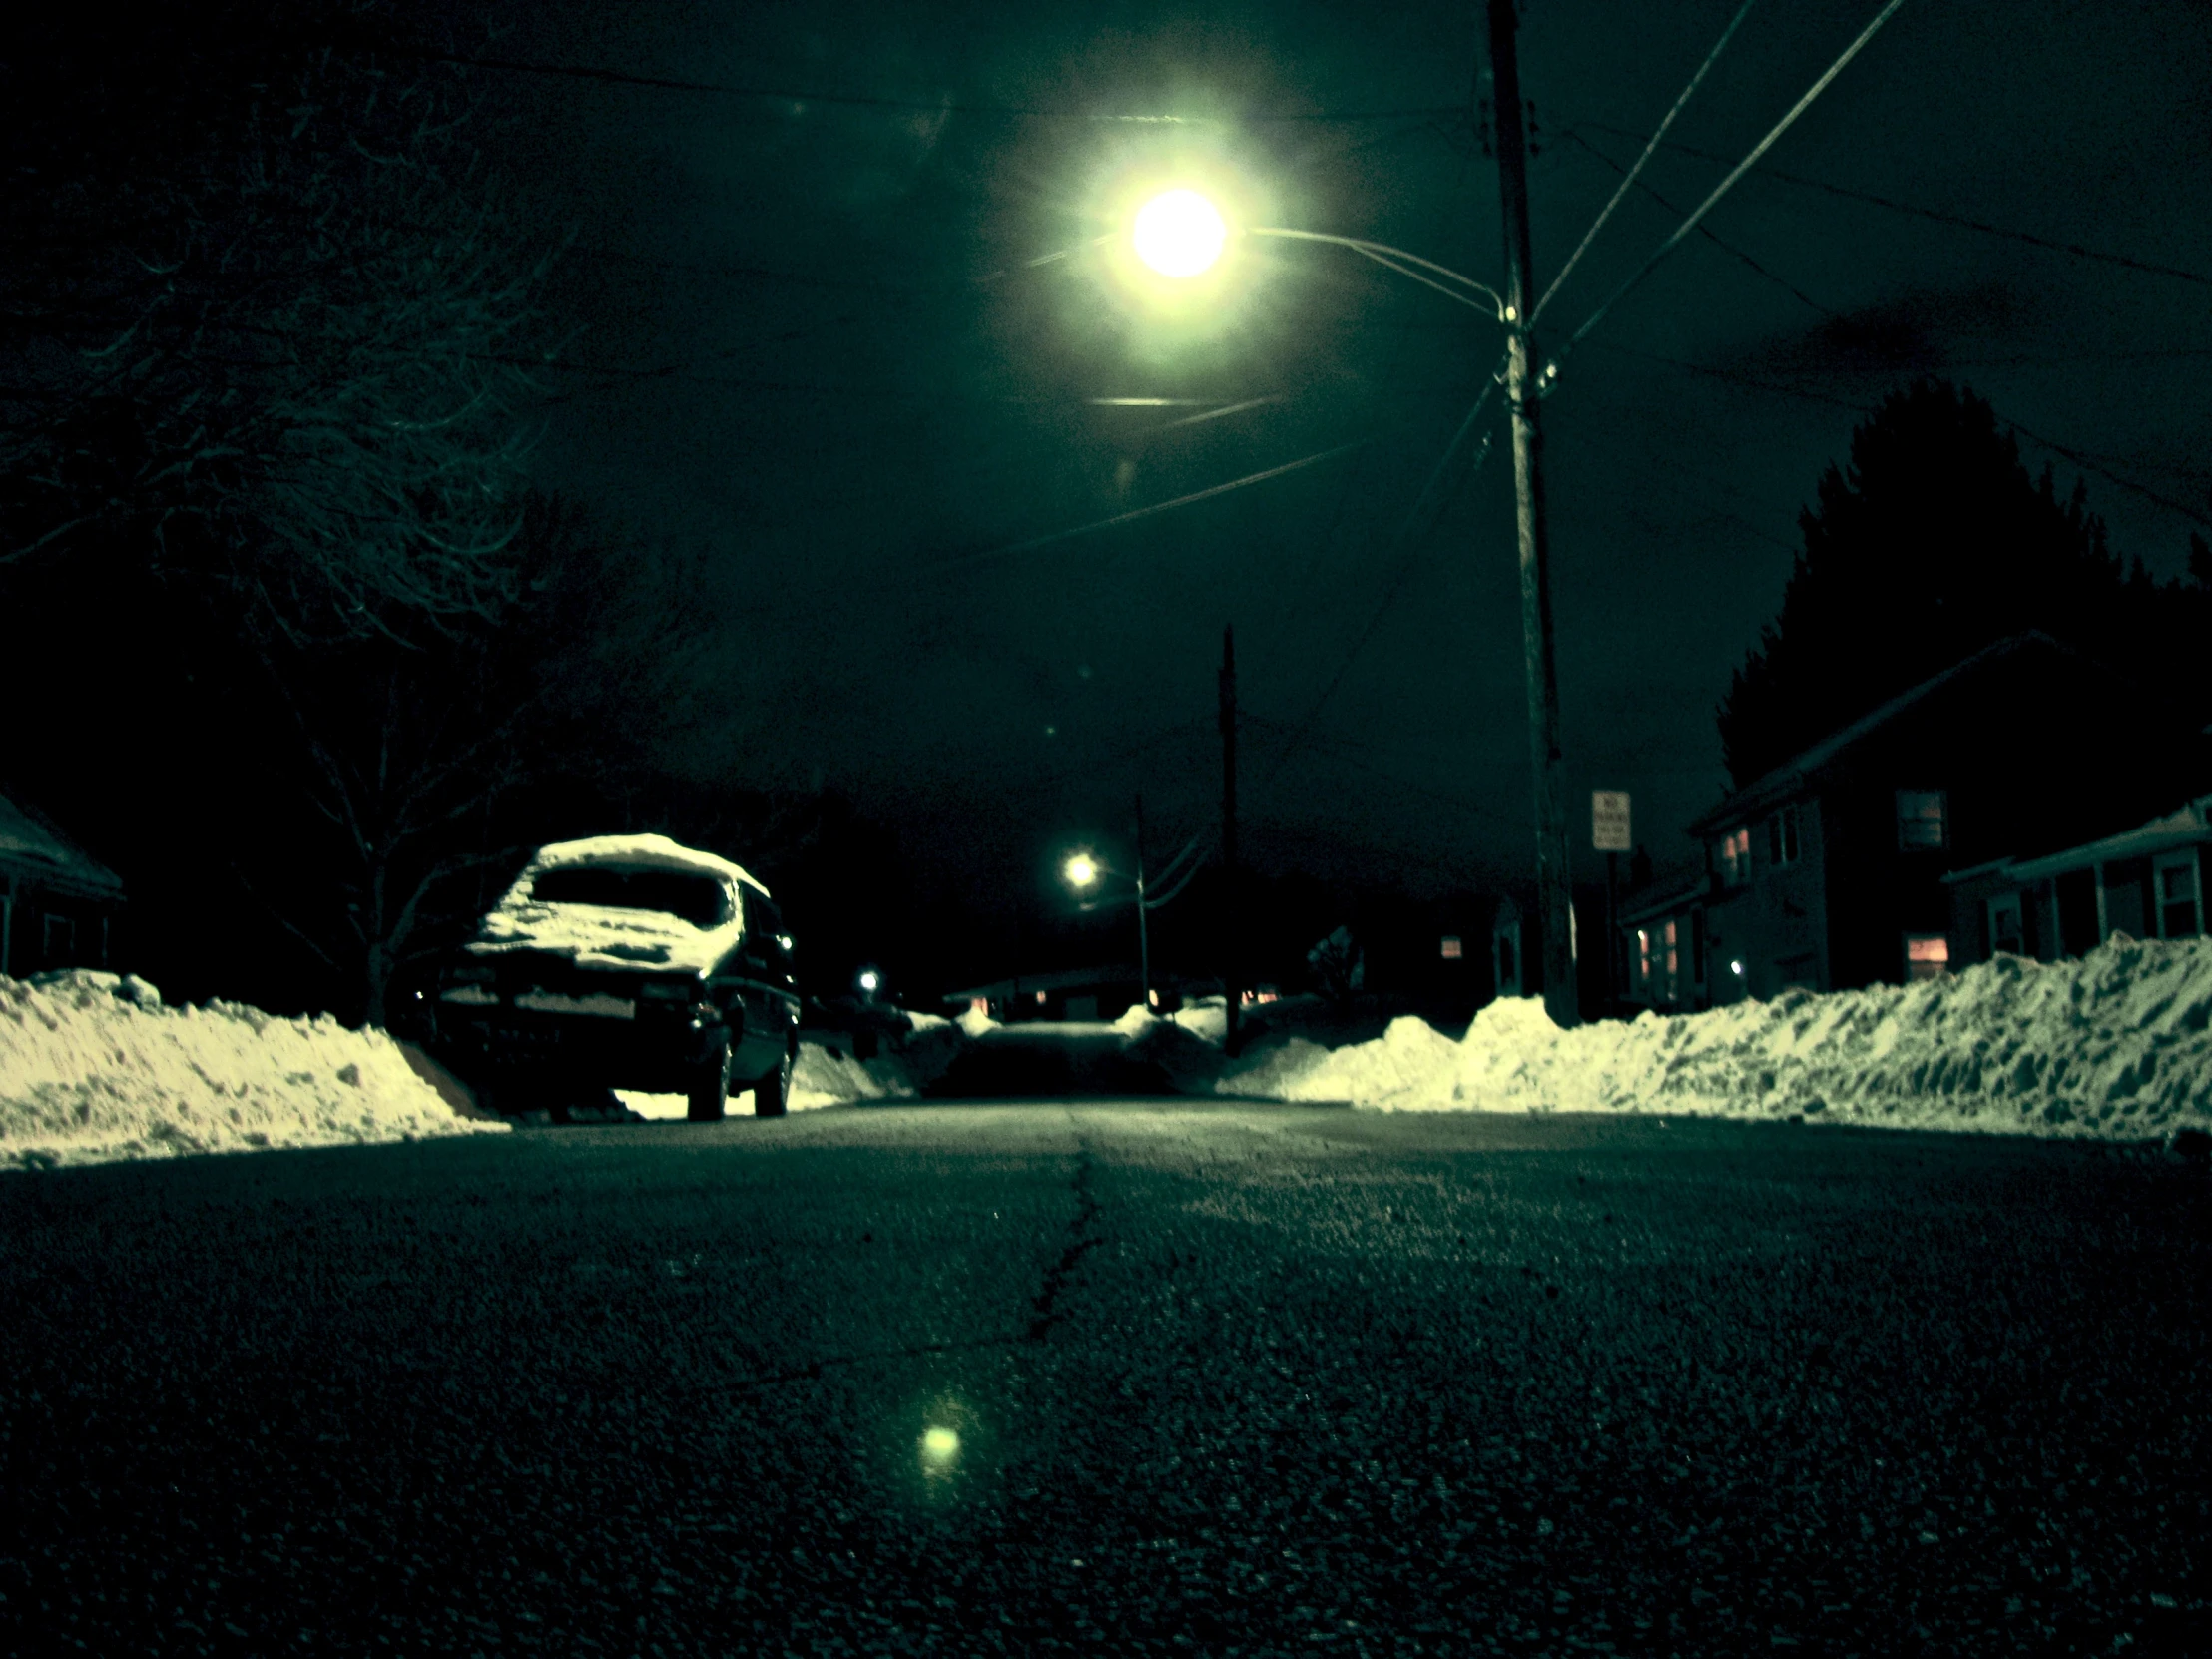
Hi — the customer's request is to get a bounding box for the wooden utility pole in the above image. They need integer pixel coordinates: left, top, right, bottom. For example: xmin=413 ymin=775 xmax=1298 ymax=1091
xmin=1219 ymin=624 xmax=1243 ymax=1054
xmin=1487 ymin=0 xmax=1578 ymax=1028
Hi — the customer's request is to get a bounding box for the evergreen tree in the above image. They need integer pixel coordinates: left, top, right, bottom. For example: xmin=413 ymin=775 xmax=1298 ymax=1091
xmin=1718 ymin=379 xmax=2209 ymax=786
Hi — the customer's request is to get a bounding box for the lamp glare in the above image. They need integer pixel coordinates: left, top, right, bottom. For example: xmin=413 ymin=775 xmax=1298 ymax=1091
xmin=1132 ymin=189 xmax=1228 ymax=278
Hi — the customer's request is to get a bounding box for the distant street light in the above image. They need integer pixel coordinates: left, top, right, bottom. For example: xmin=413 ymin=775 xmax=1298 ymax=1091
xmin=1060 ymin=799 xmax=1155 ymax=1016
xmin=1132 ymin=188 xmax=1228 ymax=278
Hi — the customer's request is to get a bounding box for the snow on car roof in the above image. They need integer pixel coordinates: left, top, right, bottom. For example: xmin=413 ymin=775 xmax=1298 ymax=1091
xmin=467 ymin=834 xmax=764 ymax=974
xmin=526 ymin=833 xmax=769 ymax=895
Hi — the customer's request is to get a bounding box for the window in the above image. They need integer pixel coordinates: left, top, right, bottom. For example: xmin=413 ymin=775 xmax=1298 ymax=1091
xmin=1440 ymin=934 xmax=1463 ymax=960
xmin=1663 ymin=919 xmax=1679 ymax=997
xmin=1904 ymin=933 xmax=1949 ymax=982
xmin=2156 ymin=853 xmax=2203 ymax=939
xmin=1986 ymin=893 xmax=2025 ymax=957
xmin=1635 ymin=927 xmax=1651 ymax=990
xmin=1767 ymin=806 xmax=1800 ymax=867
xmin=1897 ymin=790 xmax=1947 ymax=850
xmin=1495 ymin=923 xmax=1521 ymax=995
xmin=1714 ymin=825 xmax=1751 ymax=887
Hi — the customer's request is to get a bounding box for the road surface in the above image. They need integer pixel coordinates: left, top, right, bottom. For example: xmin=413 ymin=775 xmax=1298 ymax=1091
xmin=1 ymin=1101 xmax=2205 ymax=1655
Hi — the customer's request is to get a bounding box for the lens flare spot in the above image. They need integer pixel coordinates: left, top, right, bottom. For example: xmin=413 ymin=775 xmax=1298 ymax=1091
xmin=1132 ymin=188 xmax=1228 ymax=277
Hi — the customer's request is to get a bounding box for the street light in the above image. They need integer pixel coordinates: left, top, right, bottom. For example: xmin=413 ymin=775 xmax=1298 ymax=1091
xmin=1060 ymin=800 xmax=1155 ymax=1019
xmin=1131 ymin=188 xmax=1228 ymax=278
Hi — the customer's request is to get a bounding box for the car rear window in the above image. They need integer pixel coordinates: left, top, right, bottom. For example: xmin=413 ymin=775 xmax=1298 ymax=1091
xmin=529 ymin=866 xmax=732 ymax=928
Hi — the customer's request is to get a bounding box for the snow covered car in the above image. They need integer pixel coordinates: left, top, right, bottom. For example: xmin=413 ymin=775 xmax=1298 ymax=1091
xmin=432 ymin=834 xmax=799 ymax=1119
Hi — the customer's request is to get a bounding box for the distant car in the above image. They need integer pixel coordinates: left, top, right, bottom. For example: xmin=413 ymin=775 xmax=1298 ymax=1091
xmin=432 ymin=834 xmax=799 ymax=1120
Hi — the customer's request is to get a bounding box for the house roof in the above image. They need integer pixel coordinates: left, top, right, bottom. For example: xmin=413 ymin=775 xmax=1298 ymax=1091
xmin=1946 ymin=795 xmax=2212 ymax=887
xmin=0 ymin=789 xmax=126 ymax=902
xmin=1686 ymin=632 xmax=2088 ymax=837
xmin=1617 ymin=875 xmax=1710 ymax=928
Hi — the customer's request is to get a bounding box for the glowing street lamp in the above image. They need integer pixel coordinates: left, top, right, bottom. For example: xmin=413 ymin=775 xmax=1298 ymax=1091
xmin=1131 ymin=188 xmax=1228 ymax=278
xmin=1063 ymin=851 xmax=1099 ymax=888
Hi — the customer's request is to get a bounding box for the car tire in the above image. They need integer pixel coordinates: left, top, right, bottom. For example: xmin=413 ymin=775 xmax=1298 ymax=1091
xmin=753 ymin=1043 xmax=794 ymax=1119
xmin=688 ymin=1032 xmax=732 ymax=1123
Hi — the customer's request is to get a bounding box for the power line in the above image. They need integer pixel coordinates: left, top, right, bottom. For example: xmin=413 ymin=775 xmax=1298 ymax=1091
xmin=1569 ymin=120 xmax=2212 ymax=291
xmin=395 ymin=45 xmax=1468 ymax=126
xmin=922 ymin=439 xmax=1372 ymax=575
xmin=1559 ymin=0 xmax=1912 ymax=364
xmin=1562 ymin=130 xmax=1832 ymax=319
xmin=1264 ymin=375 xmax=1505 ymax=787
xmin=1584 ymin=339 xmax=2212 ymax=529
xmin=1536 ymin=0 xmax=1761 ymax=321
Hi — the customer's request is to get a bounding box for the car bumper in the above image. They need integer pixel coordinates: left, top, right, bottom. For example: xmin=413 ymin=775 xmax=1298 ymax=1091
xmin=432 ymin=1005 xmax=727 ymax=1093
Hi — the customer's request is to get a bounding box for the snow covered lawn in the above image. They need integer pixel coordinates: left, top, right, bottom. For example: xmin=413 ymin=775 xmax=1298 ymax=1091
xmin=1221 ymin=935 xmax=2212 ymax=1142
xmin=1 ymin=971 xmax=505 ymax=1171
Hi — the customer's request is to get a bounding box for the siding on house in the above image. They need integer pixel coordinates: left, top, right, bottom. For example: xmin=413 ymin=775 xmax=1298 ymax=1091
xmin=1946 ymin=796 xmax=2210 ymax=963
xmin=1683 ymin=634 xmax=2202 ymax=996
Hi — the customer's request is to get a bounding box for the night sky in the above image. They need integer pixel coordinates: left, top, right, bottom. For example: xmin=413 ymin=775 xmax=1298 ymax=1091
xmin=478 ymin=0 xmax=2211 ymax=911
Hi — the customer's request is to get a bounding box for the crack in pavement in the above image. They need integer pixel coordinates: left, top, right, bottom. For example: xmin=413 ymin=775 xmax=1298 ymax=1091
xmin=720 ymin=1117 xmax=1107 ymax=1393
xmin=1026 ymin=1130 xmax=1102 ymax=1342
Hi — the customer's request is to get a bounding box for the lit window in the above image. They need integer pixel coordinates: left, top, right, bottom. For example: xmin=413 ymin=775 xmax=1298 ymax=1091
xmin=1035 ymin=989 xmax=1048 ymax=1005
xmin=970 ymin=996 xmax=990 ymax=1015
xmin=1897 ymin=790 xmax=1947 ymax=850
xmin=1904 ymin=933 xmax=1949 ymax=982
xmin=1440 ymin=934 xmax=1463 ymax=960
xmin=1714 ymin=826 xmax=1751 ymax=887
xmin=1664 ymin=919 xmax=1679 ymax=992
xmin=1636 ymin=927 xmax=1651 ymax=987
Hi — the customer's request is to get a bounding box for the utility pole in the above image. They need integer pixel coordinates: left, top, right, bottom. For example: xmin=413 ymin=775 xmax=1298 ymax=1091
xmin=1219 ymin=624 xmax=1243 ymax=1054
xmin=1134 ymin=791 xmax=1152 ymax=1017
xmin=1487 ymin=0 xmax=1578 ymax=1029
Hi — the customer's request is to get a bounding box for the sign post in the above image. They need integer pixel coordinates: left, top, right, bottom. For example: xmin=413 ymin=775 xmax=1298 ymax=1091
xmin=1592 ymin=792 xmax=1631 ymax=1015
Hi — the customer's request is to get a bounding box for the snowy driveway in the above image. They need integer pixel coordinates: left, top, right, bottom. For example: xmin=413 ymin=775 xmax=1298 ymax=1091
xmin=0 ymin=1103 xmax=2204 ymax=1654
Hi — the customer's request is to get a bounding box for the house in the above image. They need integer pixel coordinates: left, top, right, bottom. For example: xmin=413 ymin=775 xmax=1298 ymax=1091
xmin=942 ymin=964 xmax=1146 ymax=1023
xmin=1680 ymin=634 xmax=2199 ymax=1002
xmin=1617 ymin=877 xmax=1711 ymax=1012
xmin=1945 ymin=794 xmax=2208 ymax=964
xmin=1 ymin=787 xmax=126 ymax=978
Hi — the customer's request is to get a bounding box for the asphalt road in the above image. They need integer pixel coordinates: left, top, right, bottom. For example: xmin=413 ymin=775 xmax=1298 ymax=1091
xmin=1 ymin=1103 xmax=2206 ymax=1657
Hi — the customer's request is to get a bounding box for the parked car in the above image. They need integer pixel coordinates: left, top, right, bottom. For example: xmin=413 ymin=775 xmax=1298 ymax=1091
xmin=432 ymin=834 xmax=799 ymax=1119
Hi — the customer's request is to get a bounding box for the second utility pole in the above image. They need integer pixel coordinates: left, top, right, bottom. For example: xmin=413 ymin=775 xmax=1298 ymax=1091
xmin=1488 ymin=0 xmax=1578 ymax=1028
xmin=1219 ymin=624 xmax=1243 ymax=1054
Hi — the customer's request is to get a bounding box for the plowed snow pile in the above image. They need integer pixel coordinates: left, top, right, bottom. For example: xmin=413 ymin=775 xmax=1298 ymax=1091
xmin=1224 ymin=936 xmax=2212 ymax=1139
xmin=1 ymin=971 xmax=504 ymax=1170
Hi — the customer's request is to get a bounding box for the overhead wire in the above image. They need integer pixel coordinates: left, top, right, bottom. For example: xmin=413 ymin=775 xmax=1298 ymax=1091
xmin=1557 ymin=0 xmax=1913 ymax=366
xmin=1567 ymin=120 xmax=2212 ymax=291
xmin=921 ymin=438 xmax=1372 ymax=575
xmin=1261 ymin=370 xmax=1506 ymax=789
xmin=1534 ymin=0 xmax=1761 ymax=322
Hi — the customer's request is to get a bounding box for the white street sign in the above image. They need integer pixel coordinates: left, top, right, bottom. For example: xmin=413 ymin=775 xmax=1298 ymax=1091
xmin=1592 ymin=790 xmax=1632 ymax=852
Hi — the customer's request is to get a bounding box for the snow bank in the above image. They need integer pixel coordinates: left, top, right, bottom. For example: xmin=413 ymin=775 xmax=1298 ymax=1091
xmin=1223 ymin=937 xmax=2212 ymax=1140
xmin=0 ymin=971 xmax=504 ymax=1171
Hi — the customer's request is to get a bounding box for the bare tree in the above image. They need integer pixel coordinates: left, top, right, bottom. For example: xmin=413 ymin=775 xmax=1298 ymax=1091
xmin=2 ymin=5 xmax=551 ymax=637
